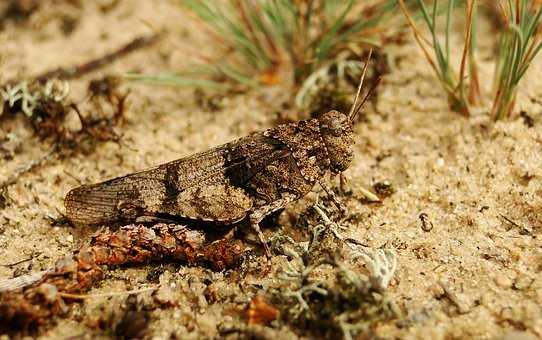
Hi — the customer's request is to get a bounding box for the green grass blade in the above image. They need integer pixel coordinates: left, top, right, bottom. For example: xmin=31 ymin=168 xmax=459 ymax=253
xmin=445 ymin=0 xmax=454 ymax=63
xmin=314 ymin=0 xmax=355 ymax=61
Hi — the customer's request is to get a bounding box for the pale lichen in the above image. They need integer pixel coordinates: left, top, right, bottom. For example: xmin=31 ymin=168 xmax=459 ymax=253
xmin=352 ymin=248 xmax=397 ymax=292
xmin=1 ymin=79 xmax=70 ymax=117
xmin=270 ymin=201 xmax=399 ymax=339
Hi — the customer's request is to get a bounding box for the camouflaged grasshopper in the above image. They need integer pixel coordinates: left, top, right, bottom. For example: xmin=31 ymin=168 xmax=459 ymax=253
xmin=65 ymin=52 xmax=377 ymax=257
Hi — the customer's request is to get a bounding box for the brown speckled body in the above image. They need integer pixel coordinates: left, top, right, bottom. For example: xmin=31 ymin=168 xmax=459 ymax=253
xmin=65 ymin=110 xmax=355 ymax=238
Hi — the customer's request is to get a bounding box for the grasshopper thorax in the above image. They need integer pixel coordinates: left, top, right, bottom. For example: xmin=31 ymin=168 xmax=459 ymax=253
xmin=318 ymin=110 xmax=355 ymax=174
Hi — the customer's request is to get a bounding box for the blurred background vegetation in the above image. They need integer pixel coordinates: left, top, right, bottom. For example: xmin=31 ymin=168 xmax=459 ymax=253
xmin=127 ymin=0 xmax=542 ymax=121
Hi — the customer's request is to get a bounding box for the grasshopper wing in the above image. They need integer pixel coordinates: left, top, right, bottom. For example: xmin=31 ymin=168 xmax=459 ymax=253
xmin=65 ymin=134 xmax=289 ymax=225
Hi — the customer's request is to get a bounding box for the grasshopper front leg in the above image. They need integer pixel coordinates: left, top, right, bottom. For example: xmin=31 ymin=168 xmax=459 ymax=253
xmin=319 ymin=180 xmax=347 ymax=215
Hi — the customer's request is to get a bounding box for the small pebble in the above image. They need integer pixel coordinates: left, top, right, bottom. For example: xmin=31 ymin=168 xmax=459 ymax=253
xmin=494 ymin=275 xmax=513 ymax=288
xmin=513 ymin=275 xmax=533 ymax=291
xmin=153 ymin=285 xmax=177 ymax=307
xmin=419 ymin=213 xmax=434 ymax=232
xmin=429 ymin=283 xmax=445 ymax=298
xmin=63 ymin=110 xmax=83 ymax=133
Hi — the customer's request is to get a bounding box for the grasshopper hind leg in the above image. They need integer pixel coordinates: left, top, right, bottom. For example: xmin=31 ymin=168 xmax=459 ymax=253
xmin=249 ymin=194 xmax=297 ymax=259
xmin=249 ymin=218 xmax=272 ymax=259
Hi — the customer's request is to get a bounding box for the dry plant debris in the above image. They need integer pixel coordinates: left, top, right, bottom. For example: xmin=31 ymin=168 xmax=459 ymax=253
xmin=0 ymin=77 xmax=127 ymax=160
xmin=0 ymin=223 xmax=244 ymax=333
xmin=0 ymin=33 xmax=161 ymax=156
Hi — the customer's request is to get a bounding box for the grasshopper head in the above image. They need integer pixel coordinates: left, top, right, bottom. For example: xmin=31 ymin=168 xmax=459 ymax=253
xmin=317 ymin=50 xmax=376 ymax=174
xmin=318 ymin=110 xmax=354 ymax=173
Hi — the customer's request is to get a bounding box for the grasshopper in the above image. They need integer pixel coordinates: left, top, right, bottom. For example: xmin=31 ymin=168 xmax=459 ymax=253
xmin=65 ymin=52 xmax=377 ymax=257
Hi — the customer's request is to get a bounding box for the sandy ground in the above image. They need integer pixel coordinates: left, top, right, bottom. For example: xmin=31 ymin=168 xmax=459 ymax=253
xmin=0 ymin=1 xmax=541 ymax=339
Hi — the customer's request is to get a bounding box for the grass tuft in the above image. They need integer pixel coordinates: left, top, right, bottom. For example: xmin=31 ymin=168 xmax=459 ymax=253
xmin=399 ymin=0 xmax=475 ymax=116
xmin=491 ymin=0 xmax=542 ymax=120
xmin=182 ymin=0 xmax=399 ymax=86
xmin=401 ymin=0 xmax=542 ymax=120
xmin=132 ymin=0 xmax=416 ymax=110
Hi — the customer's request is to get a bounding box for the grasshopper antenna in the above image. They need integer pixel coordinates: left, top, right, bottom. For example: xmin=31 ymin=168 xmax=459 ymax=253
xmin=349 ymin=48 xmax=373 ymax=121
xmin=350 ymin=76 xmax=381 ymax=123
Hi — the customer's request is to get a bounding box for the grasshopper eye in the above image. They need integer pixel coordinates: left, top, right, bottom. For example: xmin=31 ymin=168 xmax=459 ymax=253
xmin=319 ymin=110 xmax=350 ymax=137
xmin=330 ymin=117 xmax=349 ymax=136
